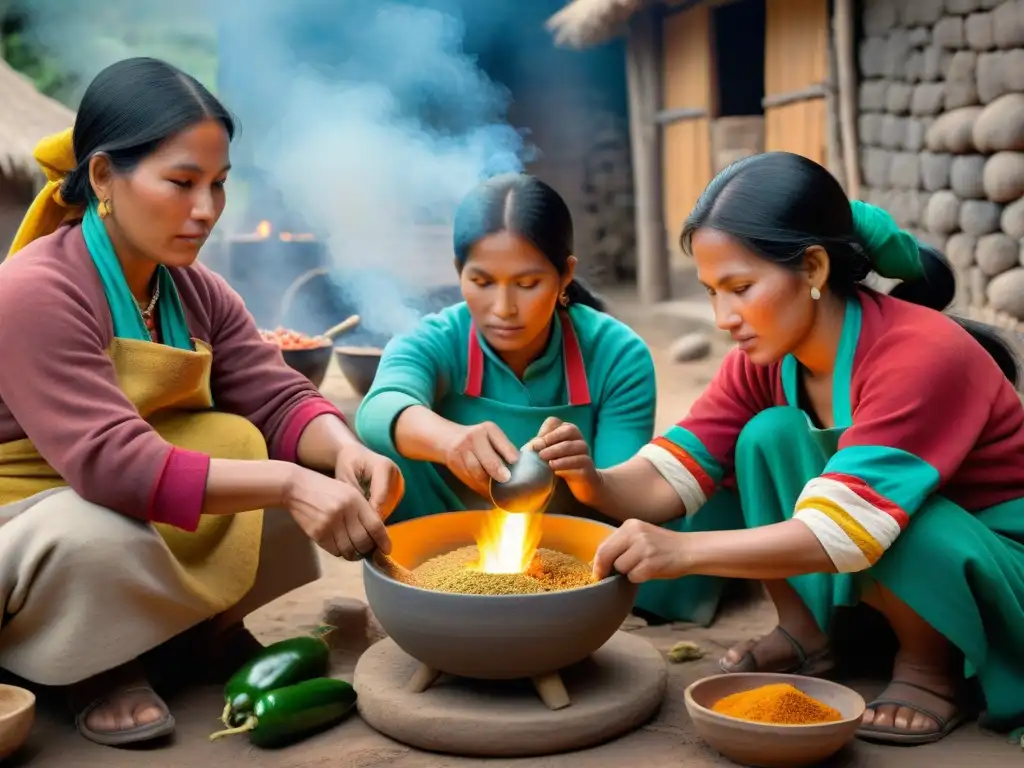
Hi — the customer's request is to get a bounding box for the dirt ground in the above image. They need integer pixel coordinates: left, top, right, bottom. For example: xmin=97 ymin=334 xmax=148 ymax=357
xmin=12 ymin=290 xmax=1017 ymax=767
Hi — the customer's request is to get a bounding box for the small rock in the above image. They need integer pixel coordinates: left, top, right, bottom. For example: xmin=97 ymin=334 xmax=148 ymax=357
xmin=925 ymin=106 xmax=983 ymax=153
xmin=950 ymin=155 xmax=987 ymax=198
xmin=973 ymin=93 xmax=1024 ymax=152
xmin=987 ymin=267 xmax=1024 ymax=318
xmin=966 ymin=11 xmax=995 ymax=50
xmin=946 ymin=232 xmax=978 ymax=269
xmin=670 ymin=332 xmax=712 ymax=363
xmin=912 ymin=83 xmax=947 ymax=116
xmin=1001 ymin=196 xmax=1024 ymax=238
xmin=977 ymin=51 xmax=1007 ymax=104
xmin=925 ymin=190 xmax=961 ymax=234
xmin=976 ymin=232 xmax=1020 ymax=275
xmin=321 ymin=597 xmax=387 ymax=654
xmin=960 ymin=199 xmax=1003 ymax=236
xmin=859 ymin=79 xmax=889 ymax=111
xmin=934 ymin=16 xmax=965 ymax=48
xmin=983 ymin=151 xmax=1024 ymax=202
xmin=993 ymin=0 xmax=1024 ymax=48
xmin=920 ymin=152 xmax=953 ymax=191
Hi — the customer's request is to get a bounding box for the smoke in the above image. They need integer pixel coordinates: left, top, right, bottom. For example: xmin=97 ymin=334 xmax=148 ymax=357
xmin=12 ymin=0 xmax=535 ymax=337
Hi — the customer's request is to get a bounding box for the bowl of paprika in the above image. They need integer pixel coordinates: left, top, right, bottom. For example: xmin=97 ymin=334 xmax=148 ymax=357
xmin=684 ymin=673 xmax=865 ymax=768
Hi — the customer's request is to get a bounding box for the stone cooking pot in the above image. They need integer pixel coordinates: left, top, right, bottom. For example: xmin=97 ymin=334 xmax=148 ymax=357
xmin=363 ymin=511 xmax=637 ymax=680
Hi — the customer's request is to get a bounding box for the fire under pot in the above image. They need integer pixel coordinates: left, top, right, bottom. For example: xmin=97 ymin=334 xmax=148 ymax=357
xmin=353 ymin=511 xmax=669 ymax=758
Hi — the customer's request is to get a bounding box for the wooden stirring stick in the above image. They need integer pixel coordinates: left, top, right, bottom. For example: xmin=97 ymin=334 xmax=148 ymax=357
xmin=323 ymin=314 xmax=361 ymax=340
xmin=373 ymin=550 xmax=419 ymax=587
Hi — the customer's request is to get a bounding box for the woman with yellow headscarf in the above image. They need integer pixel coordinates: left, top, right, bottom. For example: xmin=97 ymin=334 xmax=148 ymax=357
xmin=0 ymin=57 xmax=404 ymax=747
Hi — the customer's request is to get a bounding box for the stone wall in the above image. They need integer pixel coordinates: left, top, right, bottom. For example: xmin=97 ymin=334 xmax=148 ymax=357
xmin=858 ymin=0 xmax=1024 ymax=333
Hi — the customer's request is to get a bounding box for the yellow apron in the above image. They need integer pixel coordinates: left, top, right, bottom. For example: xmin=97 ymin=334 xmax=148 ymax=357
xmin=0 ymin=338 xmax=264 ymax=612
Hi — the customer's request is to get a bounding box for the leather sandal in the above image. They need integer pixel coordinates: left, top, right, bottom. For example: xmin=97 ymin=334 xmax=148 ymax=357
xmin=68 ymin=662 xmax=175 ymax=747
xmin=856 ymin=679 xmax=970 ymax=746
xmin=74 ymin=685 xmax=176 ymax=746
xmin=719 ymin=625 xmax=835 ymax=677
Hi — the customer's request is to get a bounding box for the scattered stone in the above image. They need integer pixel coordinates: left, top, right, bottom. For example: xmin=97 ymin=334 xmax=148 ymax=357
xmin=891 ymin=152 xmax=922 ymax=190
xmin=884 ymin=30 xmax=913 ymax=78
xmin=934 ymin=16 xmax=965 ymax=48
xmin=886 ymin=84 xmax=913 ymax=116
xmin=924 ymin=190 xmax=961 ymax=234
xmin=950 ymin=155 xmax=987 ymax=198
xmin=983 ymin=151 xmax=1024 ymax=202
xmin=966 ymin=12 xmax=995 ymax=50
xmin=987 ymin=268 xmax=1024 ymax=318
xmin=947 ymin=50 xmax=978 ymax=83
xmin=977 ymin=51 xmax=1007 ymax=104
xmin=860 ymin=113 xmax=883 ymax=146
xmin=904 ymin=118 xmax=928 ymax=151
xmin=973 ymin=93 xmax=1024 ymax=152
xmin=1003 ymin=49 xmax=1024 ymax=90
xmin=670 ymin=332 xmax=712 ymax=363
xmin=1001 ymin=196 xmax=1024 ymax=238
xmin=860 ymin=38 xmax=888 ymax=79
xmin=859 ymin=80 xmax=889 ymax=112
xmin=912 ymin=83 xmax=947 ymax=116
xmin=925 ymin=106 xmax=983 ymax=152
xmin=908 ymin=26 xmax=932 ymax=47
xmin=946 ymin=232 xmax=978 ymax=269
xmin=993 ymin=0 xmax=1024 ymax=48
xmin=976 ymin=233 xmax=1020 ymax=275
xmin=881 ymin=115 xmax=906 ymax=148
xmin=920 ymin=152 xmax=953 ymax=190
xmin=960 ymin=199 xmax=1003 ymax=235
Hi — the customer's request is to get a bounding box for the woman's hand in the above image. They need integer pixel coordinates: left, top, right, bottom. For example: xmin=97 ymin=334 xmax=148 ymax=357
xmin=334 ymin=443 xmax=405 ymax=521
xmin=529 ymin=418 xmax=602 ymax=507
xmin=592 ymin=519 xmax=690 ymax=583
xmin=283 ymin=465 xmax=393 ymax=560
xmin=443 ymin=421 xmax=520 ymax=497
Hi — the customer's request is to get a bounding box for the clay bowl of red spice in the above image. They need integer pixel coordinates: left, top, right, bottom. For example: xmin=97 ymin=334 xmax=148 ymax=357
xmin=685 ymin=673 xmax=865 ymax=767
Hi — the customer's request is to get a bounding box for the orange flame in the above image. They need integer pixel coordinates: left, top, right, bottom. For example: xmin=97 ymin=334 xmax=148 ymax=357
xmin=255 ymin=220 xmax=272 ymax=238
xmin=473 ymin=509 xmax=543 ymax=574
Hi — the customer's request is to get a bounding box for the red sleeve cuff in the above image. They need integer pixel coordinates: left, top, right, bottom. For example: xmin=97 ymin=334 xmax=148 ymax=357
xmin=148 ymin=447 xmax=210 ymax=532
xmin=272 ymin=397 xmax=345 ymax=463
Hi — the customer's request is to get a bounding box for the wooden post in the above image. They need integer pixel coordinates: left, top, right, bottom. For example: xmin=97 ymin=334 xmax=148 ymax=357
xmin=832 ymin=0 xmax=861 ymax=200
xmin=626 ymin=8 xmax=670 ymax=305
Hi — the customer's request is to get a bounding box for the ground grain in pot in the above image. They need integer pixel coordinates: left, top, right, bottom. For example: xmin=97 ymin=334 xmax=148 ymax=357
xmin=413 ymin=545 xmax=596 ymax=595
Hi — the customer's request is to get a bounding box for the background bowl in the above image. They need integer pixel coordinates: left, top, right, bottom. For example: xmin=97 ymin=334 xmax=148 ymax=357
xmin=363 ymin=511 xmax=637 ymax=680
xmin=684 ymin=673 xmax=865 ymax=768
xmin=333 ymin=345 xmax=383 ymax=396
xmin=0 ymin=684 xmax=35 ymax=759
xmin=281 ymin=343 xmax=334 ymax=389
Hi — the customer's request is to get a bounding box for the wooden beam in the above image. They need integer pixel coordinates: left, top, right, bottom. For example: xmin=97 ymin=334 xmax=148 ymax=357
xmin=626 ymin=8 xmax=670 ymax=305
xmin=654 ymin=106 xmax=709 ymax=125
xmin=761 ymin=83 xmax=829 ymax=110
xmin=832 ymin=0 xmax=861 ymax=199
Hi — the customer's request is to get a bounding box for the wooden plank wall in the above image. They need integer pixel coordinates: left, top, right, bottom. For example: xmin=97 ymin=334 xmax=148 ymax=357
xmin=763 ymin=0 xmax=830 ymax=164
xmin=660 ymin=4 xmax=714 ymax=250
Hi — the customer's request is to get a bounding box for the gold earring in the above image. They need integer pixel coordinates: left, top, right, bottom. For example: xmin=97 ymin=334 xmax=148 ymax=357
xmin=558 ymin=291 xmax=570 ymax=307
xmin=810 ymin=286 xmax=821 ymax=301
xmin=98 ymin=199 xmax=112 ymax=219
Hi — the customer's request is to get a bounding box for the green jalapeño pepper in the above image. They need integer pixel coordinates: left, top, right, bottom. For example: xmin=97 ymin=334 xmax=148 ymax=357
xmin=221 ymin=626 xmax=333 ymax=727
xmin=210 ymin=677 xmax=357 ymax=748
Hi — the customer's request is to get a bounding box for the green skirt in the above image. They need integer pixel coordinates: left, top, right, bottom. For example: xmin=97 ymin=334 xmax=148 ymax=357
xmin=640 ymin=405 xmax=1024 ymax=726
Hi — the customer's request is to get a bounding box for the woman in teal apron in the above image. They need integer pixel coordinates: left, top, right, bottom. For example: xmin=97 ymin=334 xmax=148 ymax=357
xmin=356 ymin=173 xmax=743 ymax=623
xmin=532 ymin=153 xmax=1024 ymax=746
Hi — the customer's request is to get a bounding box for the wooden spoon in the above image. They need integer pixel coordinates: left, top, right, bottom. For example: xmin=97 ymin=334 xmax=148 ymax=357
xmin=373 ymin=550 xmax=420 ymax=587
xmin=323 ymin=314 xmax=361 ymax=340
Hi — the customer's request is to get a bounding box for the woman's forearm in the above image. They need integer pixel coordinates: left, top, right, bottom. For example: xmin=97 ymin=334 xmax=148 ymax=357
xmin=296 ymin=413 xmax=362 ymax=472
xmin=683 ymin=519 xmax=837 ymax=579
xmin=202 ymin=458 xmax=296 ymax=515
xmin=591 ymin=457 xmax=688 ymax=524
xmin=393 ymin=405 xmax=462 ymax=463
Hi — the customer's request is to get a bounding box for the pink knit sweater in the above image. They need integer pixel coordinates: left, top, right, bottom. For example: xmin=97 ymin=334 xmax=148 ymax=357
xmin=0 ymin=224 xmax=342 ymax=531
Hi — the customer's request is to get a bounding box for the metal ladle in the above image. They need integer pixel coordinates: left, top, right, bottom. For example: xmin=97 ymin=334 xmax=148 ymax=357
xmin=489 ymin=447 xmax=556 ymax=514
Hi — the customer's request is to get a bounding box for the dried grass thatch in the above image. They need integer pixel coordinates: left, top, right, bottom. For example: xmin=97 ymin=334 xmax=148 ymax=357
xmin=546 ymin=0 xmax=646 ymax=49
xmin=0 ymin=57 xmax=75 ymax=183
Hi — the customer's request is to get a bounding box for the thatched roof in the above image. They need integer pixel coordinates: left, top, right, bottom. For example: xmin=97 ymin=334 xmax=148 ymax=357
xmin=0 ymin=57 xmax=75 ymax=182
xmin=546 ymin=0 xmax=646 ymax=49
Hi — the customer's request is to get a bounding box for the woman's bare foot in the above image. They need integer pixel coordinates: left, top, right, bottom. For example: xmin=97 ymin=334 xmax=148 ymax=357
xmin=69 ymin=661 xmax=174 ymax=746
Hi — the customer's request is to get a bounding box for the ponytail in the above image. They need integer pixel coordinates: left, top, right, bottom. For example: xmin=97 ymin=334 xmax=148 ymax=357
xmin=564 ymin=277 xmax=606 ymax=311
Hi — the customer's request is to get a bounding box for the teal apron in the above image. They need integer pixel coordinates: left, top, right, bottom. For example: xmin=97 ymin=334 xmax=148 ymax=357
xmin=382 ymin=311 xmax=597 ymax=523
